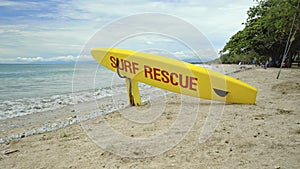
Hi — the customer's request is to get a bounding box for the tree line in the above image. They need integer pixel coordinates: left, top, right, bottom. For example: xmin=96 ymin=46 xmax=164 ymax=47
xmin=220 ymin=0 xmax=300 ymax=67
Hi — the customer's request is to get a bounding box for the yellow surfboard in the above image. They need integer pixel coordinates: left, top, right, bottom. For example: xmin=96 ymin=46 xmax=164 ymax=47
xmin=91 ymin=48 xmax=257 ymax=105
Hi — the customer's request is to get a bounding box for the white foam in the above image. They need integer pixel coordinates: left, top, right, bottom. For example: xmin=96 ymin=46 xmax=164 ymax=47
xmin=0 ymin=83 xmax=163 ymax=120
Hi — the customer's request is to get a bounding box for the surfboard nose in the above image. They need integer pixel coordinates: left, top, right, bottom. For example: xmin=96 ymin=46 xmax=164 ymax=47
xmin=223 ymin=79 xmax=257 ymax=104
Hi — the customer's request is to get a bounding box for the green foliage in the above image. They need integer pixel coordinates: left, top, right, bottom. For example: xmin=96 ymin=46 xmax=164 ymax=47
xmin=221 ymin=0 xmax=300 ymax=66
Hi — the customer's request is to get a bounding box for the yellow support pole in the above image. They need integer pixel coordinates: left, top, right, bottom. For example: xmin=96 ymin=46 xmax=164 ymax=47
xmin=125 ymin=78 xmax=141 ymax=106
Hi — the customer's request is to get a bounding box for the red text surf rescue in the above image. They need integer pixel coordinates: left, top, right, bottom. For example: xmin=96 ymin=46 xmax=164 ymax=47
xmin=109 ymin=56 xmax=198 ymax=91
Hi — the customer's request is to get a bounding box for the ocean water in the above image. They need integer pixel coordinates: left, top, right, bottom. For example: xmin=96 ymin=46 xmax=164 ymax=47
xmin=0 ymin=63 xmax=226 ymax=121
xmin=0 ymin=64 xmax=140 ymax=120
xmin=1 ymin=64 xmax=76 ymax=100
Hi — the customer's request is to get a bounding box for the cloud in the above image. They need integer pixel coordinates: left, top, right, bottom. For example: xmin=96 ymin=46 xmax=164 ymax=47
xmin=11 ymin=55 xmax=93 ymax=63
xmin=16 ymin=56 xmax=43 ymax=62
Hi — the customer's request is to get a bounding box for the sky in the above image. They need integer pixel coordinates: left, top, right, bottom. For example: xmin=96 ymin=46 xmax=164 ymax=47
xmin=0 ymin=0 xmax=256 ymax=64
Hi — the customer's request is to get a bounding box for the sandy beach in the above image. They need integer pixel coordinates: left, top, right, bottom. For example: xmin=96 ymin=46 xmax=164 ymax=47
xmin=1 ymin=66 xmax=300 ymax=168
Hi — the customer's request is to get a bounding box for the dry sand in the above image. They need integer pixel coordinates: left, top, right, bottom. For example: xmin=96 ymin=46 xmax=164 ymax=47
xmin=1 ymin=66 xmax=300 ymax=168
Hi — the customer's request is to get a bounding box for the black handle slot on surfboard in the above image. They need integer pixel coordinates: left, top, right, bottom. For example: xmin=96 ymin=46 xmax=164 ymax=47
xmin=213 ymin=88 xmax=229 ymax=97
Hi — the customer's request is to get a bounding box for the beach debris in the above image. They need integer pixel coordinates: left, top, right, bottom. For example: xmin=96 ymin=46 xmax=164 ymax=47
xmin=4 ymin=149 xmax=19 ymax=155
xmin=66 ymin=115 xmax=77 ymax=121
xmin=254 ymin=116 xmax=265 ymax=120
xmin=294 ymin=129 xmax=300 ymax=134
xmin=253 ymin=132 xmax=261 ymax=138
xmin=169 ymin=154 xmax=175 ymax=158
xmin=276 ymin=109 xmax=293 ymax=115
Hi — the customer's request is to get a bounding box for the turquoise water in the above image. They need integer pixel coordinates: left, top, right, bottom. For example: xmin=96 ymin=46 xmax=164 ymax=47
xmin=0 ymin=63 xmax=220 ymax=120
xmin=0 ymin=64 xmax=120 ymax=119
xmin=1 ymin=64 xmax=73 ymax=100
xmin=0 ymin=64 xmax=116 ymax=100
